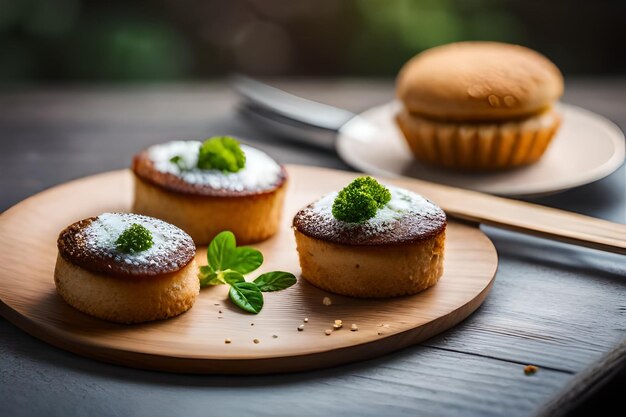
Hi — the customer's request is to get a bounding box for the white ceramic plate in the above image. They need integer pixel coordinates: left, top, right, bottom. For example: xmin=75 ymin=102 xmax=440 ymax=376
xmin=336 ymin=102 xmax=625 ymax=197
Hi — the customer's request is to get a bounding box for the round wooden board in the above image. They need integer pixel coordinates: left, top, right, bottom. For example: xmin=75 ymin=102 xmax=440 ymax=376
xmin=0 ymin=165 xmax=498 ymax=374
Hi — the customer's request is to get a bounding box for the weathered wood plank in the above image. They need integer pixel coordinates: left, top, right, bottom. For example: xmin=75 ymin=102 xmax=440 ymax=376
xmin=536 ymin=339 xmax=626 ymax=417
xmin=0 ymin=320 xmax=568 ymax=417
xmin=426 ymin=228 xmax=626 ymax=373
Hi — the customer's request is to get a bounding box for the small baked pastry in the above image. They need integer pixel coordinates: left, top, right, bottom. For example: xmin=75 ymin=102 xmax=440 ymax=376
xmin=396 ymin=41 xmax=563 ymax=170
xmin=293 ymin=177 xmax=446 ymax=298
xmin=132 ymin=137 xmax=287 ymax=245
xmin=54 ymin=212 xmax=199 ymax=323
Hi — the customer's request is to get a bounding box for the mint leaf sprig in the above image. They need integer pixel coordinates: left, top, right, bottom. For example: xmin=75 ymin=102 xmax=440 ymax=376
xmin=169 ymin=155 xmax=189 ymax=171
xmin=198 ymin=231 xmax=296 ymax=314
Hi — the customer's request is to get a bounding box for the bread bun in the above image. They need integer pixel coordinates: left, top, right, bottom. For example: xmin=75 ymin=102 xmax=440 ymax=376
xmin=397 ymin=41 xmax=563 ymax=121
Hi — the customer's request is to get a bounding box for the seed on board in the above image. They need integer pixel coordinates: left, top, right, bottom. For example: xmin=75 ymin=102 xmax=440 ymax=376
xmin=333 ymin=319 xmax=343 ymax=329
xmin=272 ymin=334 xmax=278 ymax=339
xmin=214 ymin=303 xmax=220 ymax=306
xmin=297 ymin=324 xmax=305 ymax=331
xmin=224 ymin=338 xmax=231 ymax=344
xmin=351 ymin=324 xmax=358 ymax=331
xmin=325 ymin=329 xmax=332 ymax=336
xmin=253 ymin=338 xmax=260 ymax=344
xmin=304 ymin=317 xmax=309 ymax=323
xmin=322 ymin=297 xmax=332 ymax=306
xmin=251 ymin=323 xmax=254 ymax=326
xmin=218 ymin=310 xmax=223 ymax=314
xmin=524 ymin=365 xmax=539 ymax=375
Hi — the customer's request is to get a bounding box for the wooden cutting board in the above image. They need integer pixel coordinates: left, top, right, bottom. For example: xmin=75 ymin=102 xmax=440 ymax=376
xmin=0 ymin=165 xmax=497 ymax=374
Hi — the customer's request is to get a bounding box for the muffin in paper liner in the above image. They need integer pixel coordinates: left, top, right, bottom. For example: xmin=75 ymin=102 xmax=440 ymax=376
xmin=396 ymin=108 xmax=561 ymax=170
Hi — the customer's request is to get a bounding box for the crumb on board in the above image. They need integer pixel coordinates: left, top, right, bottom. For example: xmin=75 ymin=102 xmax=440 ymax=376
xmin=304 ymin=317 xmax=309 ymax=323
xmin=333 ymin=319 xmax=343 ymax=329
xmin=272 ymin=334 xmax=278 ymax=339
xmin=218 ymin=310 xmax=222 ymax=314
xmin=325 ymin=329 xmax=332 ymax=336
xmin=322 ymin=297 xmax=332 ymax=306
xmin=224 ymin=338 xmax=231 ymax=344
xmin=253 ymin=338 xmax=260 ymax=344
xmin=524 ymin=365 xmax=539 ymax=375
xmin=351 ymin=324 xmax=358 ymax=332
xmin=297 ymin=324 xmax=305 ymax=331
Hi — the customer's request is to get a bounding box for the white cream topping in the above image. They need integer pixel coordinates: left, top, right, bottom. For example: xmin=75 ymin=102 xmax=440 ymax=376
xmin=147 ymin=140 xmax=282 ymax=191
xmin=84 ymin=212 xmax=191 ymax=268
xmin=310 ymin=185 xmax=435 ymax=235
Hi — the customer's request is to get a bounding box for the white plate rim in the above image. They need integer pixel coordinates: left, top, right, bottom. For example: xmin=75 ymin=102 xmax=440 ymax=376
xmin=336 ymin=102 xmax=625 ymax=197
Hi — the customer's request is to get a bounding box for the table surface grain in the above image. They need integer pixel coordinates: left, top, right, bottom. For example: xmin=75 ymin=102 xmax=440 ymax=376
xmin=0 ymin=79 xmax=625 ymax=417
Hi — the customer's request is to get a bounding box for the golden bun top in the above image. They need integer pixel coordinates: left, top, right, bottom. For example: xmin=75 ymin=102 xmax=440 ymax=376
xmin=396 ymin=42 xmax=564 ymax=121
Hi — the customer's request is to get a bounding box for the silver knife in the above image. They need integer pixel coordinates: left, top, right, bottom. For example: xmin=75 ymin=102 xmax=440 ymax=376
xmin=233 ymin=75 xmax=376 ymax=151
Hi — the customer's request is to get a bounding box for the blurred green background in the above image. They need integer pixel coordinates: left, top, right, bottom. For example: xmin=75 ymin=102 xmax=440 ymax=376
xmin=1 ymin=0 xmax=625 ymax=83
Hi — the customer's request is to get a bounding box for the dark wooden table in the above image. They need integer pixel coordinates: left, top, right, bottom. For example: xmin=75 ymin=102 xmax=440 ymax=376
xmin=1 ymin=79 xmax=624 ymax=417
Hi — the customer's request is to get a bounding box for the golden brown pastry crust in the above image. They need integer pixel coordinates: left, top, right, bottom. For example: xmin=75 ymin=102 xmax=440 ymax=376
xmin=396 ymin=42 xmax=563 ymax=122
xmin=396 ymin=106 xmax=561 ymax=170
xmin=294 ymin=229 xmax=445 ymax=298
xmin=133 ymin=175 xmax=287 ymax=245
xmin=54 ymin=255 xmax=199 ymax=324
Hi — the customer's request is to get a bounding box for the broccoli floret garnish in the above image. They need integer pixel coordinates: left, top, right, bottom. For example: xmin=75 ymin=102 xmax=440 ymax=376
xmin=115 ymin=223 xmax=153 ymax=253
xmin=197 ymin=136 xmax=246 ymax=172
xmin=331 ymin=176 xmax=391 ymax=223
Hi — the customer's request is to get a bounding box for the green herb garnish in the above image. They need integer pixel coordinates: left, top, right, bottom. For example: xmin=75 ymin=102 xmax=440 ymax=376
xmin=332 ymin=176 xmax=391 ymax=223
xmin=170 ymin=155 xmax=189 ymax=171
xmin=198 ymin=231 xmax=296 ymax=314
xmin=229 ymin=282 xmax=264 ymax=314
xmin=115 ymin=223 xmax=153 ymax=253
xmin=253 ymin=272 xmax=298 ymax=292
xmin=197 ymin=136 xmax=246 ymax=172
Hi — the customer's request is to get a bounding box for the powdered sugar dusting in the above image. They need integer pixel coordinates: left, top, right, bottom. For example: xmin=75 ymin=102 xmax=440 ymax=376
xmin=311 ymin=186 xmax=434 ymax=235
xmin=147 ymin=140 xmax=282 ymax=191
xmin=294 ymin=185 xmax=446 ymax=246
xmin=80 ymin=212 xmax=195 ymax=275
